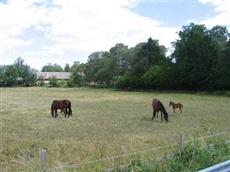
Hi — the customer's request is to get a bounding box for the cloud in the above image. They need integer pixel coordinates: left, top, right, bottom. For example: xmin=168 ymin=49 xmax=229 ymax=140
xmin=0 ymin=0 xmax=49 ymax=52
xmin=198 ymin=0 xmax=230 ymax=28
xmin=0 ymin=0 xmax=179 ymax=69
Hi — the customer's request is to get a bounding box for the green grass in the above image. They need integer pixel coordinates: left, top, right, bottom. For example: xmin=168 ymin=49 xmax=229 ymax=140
xmin=0 ymin=87 xmax=230 ymax=171
xmin=113 ymin=141 xmax=230 ymax=172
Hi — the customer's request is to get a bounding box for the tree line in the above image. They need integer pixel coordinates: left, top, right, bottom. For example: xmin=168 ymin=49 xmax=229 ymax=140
xmin=1 ymin=23 xmax=230 ymax=90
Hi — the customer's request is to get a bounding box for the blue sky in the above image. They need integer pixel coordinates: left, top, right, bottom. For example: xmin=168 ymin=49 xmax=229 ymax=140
xmin=132 ymin=0 xmax=218 ymax=27
xmin=0 ymin=0 xmax=229 ymax=70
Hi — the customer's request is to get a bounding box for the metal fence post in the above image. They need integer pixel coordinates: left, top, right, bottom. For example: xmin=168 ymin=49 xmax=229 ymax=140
xmin=179 ymin=132 xmax=184 ymax=154
xmin=40 ymin=149 xmax=47 ymax=172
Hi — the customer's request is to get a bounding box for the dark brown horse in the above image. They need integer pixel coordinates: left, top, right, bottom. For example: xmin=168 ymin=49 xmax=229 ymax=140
xmin=51 ymin=100 xmax=72 ymax=118
xmin=152 ymin=98 xmax=168 ymax=122
xmin=169 ymin=101 xmax=183 ymax=113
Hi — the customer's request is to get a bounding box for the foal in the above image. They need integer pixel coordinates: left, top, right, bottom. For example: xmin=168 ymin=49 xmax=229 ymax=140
xmin=169 ymin=101 xmax=183 ymax=113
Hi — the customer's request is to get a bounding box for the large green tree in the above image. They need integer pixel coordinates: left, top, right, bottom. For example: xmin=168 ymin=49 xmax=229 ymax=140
xmin=172 ymin=23 xmax=220 ymax=90
xmin=14 ymin=58 xmax=37 ymax=86
xmin=116 ymin=38 xmax=167 ymax=89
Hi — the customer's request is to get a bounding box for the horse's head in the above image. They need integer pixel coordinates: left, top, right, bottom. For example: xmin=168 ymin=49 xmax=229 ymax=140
xmin=164 ymin=112 xmax=169 ymax=122
xmin=169 ymin=101 xmax=173 ymax=107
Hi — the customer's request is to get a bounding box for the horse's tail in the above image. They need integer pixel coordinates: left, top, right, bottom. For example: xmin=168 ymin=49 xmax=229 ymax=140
xmin=180 ymin=103 xmax=183 ymax=108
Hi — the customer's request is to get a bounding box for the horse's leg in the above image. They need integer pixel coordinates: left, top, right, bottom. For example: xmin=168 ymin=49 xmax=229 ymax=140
xmin=65 ymin=108 xmax=68 ymax=117
xmin=51 ymin=107 xmax=54 ymax=117
xmin=63 ymin=107 xmax=66 ymax=117
xmin=68 ymin=103 xmax=72 ymax=117
xmin=68 ymin=107 xmax=71 ymax=117
xmin=161 ymin=111 xmax=163 ymax=121
xmin=152 ymin=110 xmax=156 ymax=120
xmin=55 ymin=109 xmax=58 ymax=117
xmin=173 ymin=107 xmax=175 ymax=113
xmin=66 ymin=108 xmax=68 ymax=117
xmin=69 ymin=108 xmax=72 ymax=117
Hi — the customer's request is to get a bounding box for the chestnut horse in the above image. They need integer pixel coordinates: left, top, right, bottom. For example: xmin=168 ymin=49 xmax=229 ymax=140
xmin=152 ymin=98 xmax=168 ymax=122
xmin=51 ymin=100 xmax=72 ymax=118
xmin=169 ymin=101 xmax=183 ymax=113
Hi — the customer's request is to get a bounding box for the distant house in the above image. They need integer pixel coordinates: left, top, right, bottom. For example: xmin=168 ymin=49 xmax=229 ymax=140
xmin=36 ymin=72 xmax=71 ymax=83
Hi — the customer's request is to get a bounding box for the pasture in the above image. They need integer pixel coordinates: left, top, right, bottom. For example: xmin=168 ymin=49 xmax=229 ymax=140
xmin=0 ymin=87 xmax=230 ymax=171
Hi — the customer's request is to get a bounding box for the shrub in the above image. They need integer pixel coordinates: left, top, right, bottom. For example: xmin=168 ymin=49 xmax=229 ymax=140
xmin=112 ymin=141 xmax=230 ymax=172
xmin=49 ymin=77 xmax=59 ymax=87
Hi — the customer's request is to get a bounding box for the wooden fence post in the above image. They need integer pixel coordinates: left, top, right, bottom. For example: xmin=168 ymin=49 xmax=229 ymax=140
xmin=179 ymin=132 xmax=184 ymax=154
xmin=40 ymin=149 xmax=47 ymax=172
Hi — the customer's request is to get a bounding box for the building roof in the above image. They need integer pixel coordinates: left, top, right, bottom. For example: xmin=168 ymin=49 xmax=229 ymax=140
xmin=36 ymin=72 xmax=71 ymax=80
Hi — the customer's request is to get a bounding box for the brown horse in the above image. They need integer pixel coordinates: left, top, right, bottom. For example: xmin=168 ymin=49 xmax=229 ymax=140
xmin=152 ymin=98 xmax=168 ymax=122
xmin=51 ymin=100 xmax=72 ymax=118
xmin=169 ymin=101 xmax=183 ymax=113
xmin=60 ymin=99 xmax=72 ymax=116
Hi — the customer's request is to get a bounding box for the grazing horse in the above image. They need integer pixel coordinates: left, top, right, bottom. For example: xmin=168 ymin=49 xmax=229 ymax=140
xmin=62 ymin=99 xmax=72 ymax=117
xmin=169 ymin=101 xmax=183 ymax=113
xmin=51 ymin=100 xmax=72 ymax=118
xmin=152 ymin=98 xmax=168 ymax=122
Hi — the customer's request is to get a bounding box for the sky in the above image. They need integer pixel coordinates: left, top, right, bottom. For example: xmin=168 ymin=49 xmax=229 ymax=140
xmin=0 ymin=0 xmax=230 ymax=70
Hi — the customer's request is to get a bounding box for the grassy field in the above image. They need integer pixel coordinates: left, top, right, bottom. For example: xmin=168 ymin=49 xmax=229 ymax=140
xmin=0 ymin=87 xmax=230 ymax=171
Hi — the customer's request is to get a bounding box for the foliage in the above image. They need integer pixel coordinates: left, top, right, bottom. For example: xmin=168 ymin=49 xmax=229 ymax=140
xmin=68 ymin=61 xmax=86 ymax=87
xmin=113 ymin=142 xmax=230 ymax=172
xmin=82 ymin=24 xmax=230 ymax=90
xmin=172 ymin=23 xmax=230 ymax=90
xmin=41 ymin=63 xmax=64 ymax=72
xmin=48 ymin=76 xmax=59 ymax=87
xmin=2 ymin=23 xmax=230 ymax=90
xmin=64 ymin=63 xmax=71 ymax=72
xmin=0 ymin=57 xmax=36 ymax=87
xmin=165 ymin=142 xmax=230 ymax=172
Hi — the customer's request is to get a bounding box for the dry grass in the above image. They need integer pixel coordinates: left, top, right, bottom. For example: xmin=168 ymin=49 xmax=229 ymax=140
xmin=0 ymin=87 xmax=229 ymax=171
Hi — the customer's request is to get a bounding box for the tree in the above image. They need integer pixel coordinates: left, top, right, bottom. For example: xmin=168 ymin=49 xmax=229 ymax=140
xmin=0 ymin=65 xmax=18 ymax=86
xmin=67 ymin=62 xmax=86 ymax=87
xmin=209 ymin=26 xmax=229 ymax=49
xmin=85 ymin=52 xmax=106 ymax=84
xmin=64 ymin=64 xmax=71 ymax=72
xmin=109 ymin=43 xmax=131 ymax=76
xmin=131 ymin=38 xmax=166 ymax=76
xmin=172 ymin=23 xmax=219 ymax=90
xmin=41 ymin=63 xmax=64 ymax=72
xmin=14 ymin=57 xmax=36 ymax=86
xmin=0 ymin=65 xmax=7 ymax=86
xmin=116 ymin=38 xmax=167 ymax=89
xmin=0 ymin=58 xmax=36 ymax=87
xmin=217 ymin=40 xmax=230 ymax=89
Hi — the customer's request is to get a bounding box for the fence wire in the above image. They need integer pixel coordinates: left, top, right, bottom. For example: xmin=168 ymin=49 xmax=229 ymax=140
xmin=49 ymin=131 xmax=229 ymax=171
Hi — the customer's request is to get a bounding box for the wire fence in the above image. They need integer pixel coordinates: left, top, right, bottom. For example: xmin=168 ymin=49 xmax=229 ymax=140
xmin=4 ymin=131 xmax=229 ymax=172
xmin=45 ymin=131 xmax=230 ymax=172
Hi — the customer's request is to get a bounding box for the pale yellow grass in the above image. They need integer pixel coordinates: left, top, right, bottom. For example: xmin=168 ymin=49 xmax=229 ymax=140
xmin=0 ymin=87 xmax=229 ymax=171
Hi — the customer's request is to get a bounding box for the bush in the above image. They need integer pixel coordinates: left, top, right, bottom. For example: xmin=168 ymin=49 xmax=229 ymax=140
xmin=114 ymin=74 xmax=145 ymax=89
xmin=113 ymin=141 xmax=230 ymax=172
xmin=48 ymin=77 xmax=59 ymax=87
